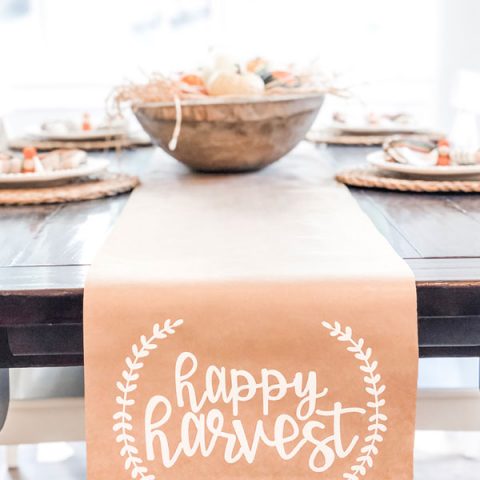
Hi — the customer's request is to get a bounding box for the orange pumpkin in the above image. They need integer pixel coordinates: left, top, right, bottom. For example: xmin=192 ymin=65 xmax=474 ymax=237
xmin=246 ymin=57 xmax=268 ymax=74
xmin=180 ymin=74 xmax=206 ymax=88
xmin=271 ymin=70 xmax=297 ymax=86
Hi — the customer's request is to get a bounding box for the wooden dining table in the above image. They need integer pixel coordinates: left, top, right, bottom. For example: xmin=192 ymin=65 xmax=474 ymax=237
xmin=1 ymin=144 xmax=480 ymax=374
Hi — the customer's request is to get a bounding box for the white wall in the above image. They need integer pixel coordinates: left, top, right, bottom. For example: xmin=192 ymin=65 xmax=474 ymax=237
xmin=4 ymin=0 xmax=480 ymax=137
xmin=438 ymin=0 xmax=480 ymax=131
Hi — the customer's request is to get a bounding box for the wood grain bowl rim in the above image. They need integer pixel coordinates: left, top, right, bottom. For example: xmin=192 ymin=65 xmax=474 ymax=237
xmin=132 ymin=92 xmax=325 ymax=109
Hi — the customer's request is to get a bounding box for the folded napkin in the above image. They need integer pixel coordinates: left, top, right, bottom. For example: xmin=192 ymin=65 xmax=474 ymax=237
xmin=384 ymin=136 xmax=480 ymax=167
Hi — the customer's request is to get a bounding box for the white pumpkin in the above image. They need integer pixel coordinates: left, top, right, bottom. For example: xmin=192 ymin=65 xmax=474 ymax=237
xmin=201 ymin=53 xmax=238 ymax=83
xmin=207 ymin=72 xmax=265 ymax=96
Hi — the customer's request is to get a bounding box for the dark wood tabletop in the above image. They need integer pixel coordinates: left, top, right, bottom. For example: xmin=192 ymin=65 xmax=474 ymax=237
xmin=1 ymin=144 xmax=480 ymax=368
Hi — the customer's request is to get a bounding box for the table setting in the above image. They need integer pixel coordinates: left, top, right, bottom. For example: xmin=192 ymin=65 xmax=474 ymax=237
xmin=55 ymin=55 xmax=420 ymax=480
xmin=1 ymin=50 xmax=479 ymax=480
xmin=7 ymin=113 xmax=151 ymax=152
xmin=336 ymin=135 xmax=480 ymax=193
xmin=2 ymin=1 xmax=480 ymax=477
xmin=0 ymin=113 xmax=144 ymax=205
xmin=306 ymin=109 xmax=444 ymax=146
xmin=0 ymin=145 xmax=138 ymax=205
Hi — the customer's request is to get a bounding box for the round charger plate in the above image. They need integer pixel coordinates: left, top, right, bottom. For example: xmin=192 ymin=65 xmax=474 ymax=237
xmin=0 ymin=172 xmax=139 ymax=205
xmin=336 ymin=166 xmax=480 ymax=193
xmin=8 ymin=134 xmax=152 ymax=152
xmin=306 ymin=129 xmax=390 ymax=146
xmin=29 ymin=126 xmax=127 ymax=141
xmin=367 ymin=151 xmax=480 ymax=178
xmin=0 ymin=158 xmax=109 ymax=187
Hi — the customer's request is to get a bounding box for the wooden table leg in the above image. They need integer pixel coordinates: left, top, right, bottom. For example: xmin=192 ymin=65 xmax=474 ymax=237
xmin=0 ymin=368 xmax=9 ymax=431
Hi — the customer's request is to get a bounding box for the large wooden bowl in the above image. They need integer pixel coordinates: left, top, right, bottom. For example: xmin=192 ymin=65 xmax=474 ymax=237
xmin=133 ymin=94 xmax=324 ymax=172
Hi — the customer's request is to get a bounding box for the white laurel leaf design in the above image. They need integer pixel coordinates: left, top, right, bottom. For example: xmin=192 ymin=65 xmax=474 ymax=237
xmin=322 ymin=321 xmax=387 ymax=480
xmin=113 ymin=318 xmax=184 ymax=480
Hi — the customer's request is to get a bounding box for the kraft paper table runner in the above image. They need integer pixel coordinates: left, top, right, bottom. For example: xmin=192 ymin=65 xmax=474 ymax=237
xmin=84 ymin=145 xmax=418 ymax=480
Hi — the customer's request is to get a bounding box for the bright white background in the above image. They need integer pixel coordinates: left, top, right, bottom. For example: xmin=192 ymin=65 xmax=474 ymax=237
xmin=0 ymin=0 xmax=446 ymax=123
xmin=1 ymin=0 xmax=480 ymax=135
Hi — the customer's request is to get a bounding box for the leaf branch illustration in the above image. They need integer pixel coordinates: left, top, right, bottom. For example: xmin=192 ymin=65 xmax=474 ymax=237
xmin=321 ymin=321 xmax=387 ymax=480
xmin=113 ymin=318 xmax=183 ymax=480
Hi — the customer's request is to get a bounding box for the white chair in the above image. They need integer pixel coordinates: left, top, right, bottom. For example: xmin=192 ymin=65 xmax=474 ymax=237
xmin=0 ymin=367 xmax=84 ymax=469
xmin=1 ymin=366 xmax=480 ymax=470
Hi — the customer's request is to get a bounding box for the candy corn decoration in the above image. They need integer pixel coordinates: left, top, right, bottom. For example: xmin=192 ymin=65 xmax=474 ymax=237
xmin=22 ymin=146 xmax=37 ymax=173
xmin=82 ymin=113 xmax=92 ymax=131
xmin=437 ymin=139 xmax=451 ymax=166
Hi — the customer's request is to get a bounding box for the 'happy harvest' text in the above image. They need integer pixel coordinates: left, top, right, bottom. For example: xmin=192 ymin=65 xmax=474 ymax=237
xmin=144 ymin=352 xmax=365 ymax=472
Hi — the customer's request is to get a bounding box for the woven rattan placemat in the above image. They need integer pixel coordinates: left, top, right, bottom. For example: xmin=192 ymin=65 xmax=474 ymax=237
xmin=336 ymin=166 xmax=480 ymax=193
xmin=0 ymin=173 xmax=140 ymax=205
xmin=306 ymin=130 xmax=445 ymax=147
xmin=8 ymin=135 xmax=151 ymax=152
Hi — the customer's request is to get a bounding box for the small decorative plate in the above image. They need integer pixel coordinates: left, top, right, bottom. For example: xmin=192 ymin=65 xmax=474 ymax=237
xmin=0 ymin=158 xmax=109 ymax=187
xmin=367 ymin=151 xmax=480 ymax=178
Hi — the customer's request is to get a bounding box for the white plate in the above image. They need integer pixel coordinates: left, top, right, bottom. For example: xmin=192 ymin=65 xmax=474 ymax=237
xmin=367 ymin=151 xmax=480 ymax=178
xmin=330 ymin=121 xmax=428 ymax=135
xmin=29 ymin=127 xmax=127 ymax=141
xmin=0 ymin=158 xmax=109 ymax=187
